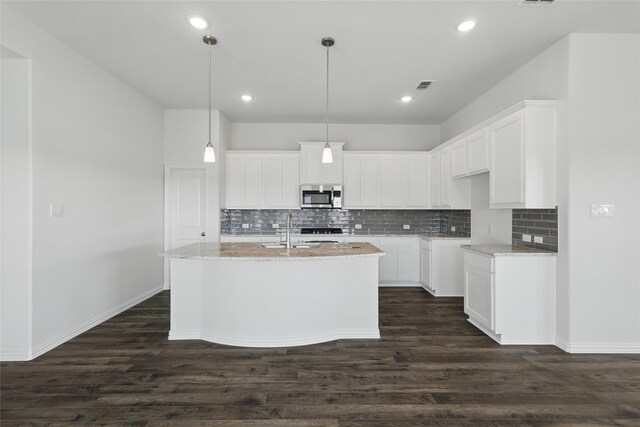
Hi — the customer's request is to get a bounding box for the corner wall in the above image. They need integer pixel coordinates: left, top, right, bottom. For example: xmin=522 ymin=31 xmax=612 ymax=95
xmin=1 ymin=7 xmax=165 ymax=360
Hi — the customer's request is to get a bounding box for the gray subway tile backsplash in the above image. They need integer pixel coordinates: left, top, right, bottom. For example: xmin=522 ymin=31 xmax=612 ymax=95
xmin=220 ymin=209 xmax=471 ymax=237
xmin=512 ymin=208 xmax=558 ymax=252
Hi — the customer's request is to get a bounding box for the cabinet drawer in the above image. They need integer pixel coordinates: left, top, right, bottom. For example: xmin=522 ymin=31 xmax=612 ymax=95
xmin=463 ymin=251 xmax=494 ymax=273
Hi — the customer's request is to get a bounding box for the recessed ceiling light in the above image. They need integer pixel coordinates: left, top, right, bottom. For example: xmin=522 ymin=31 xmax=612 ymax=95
xmin=400 ymin=96 xmax=413 ymax=103
xmin=241 ymin=95 xmax=253 ymax=102
xmin=457 ymin=19 xmax=477 ymax=32
xmin=187 ymin=15 xmax=209 ymax=30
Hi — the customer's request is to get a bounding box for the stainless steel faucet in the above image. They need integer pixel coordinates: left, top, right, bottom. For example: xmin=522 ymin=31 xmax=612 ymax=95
xmin=285 ymin=211 xmax=293 ymax=249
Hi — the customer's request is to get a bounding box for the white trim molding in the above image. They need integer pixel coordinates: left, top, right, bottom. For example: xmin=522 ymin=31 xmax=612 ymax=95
xmin=556 ymin=337 xmax=640 ymax=354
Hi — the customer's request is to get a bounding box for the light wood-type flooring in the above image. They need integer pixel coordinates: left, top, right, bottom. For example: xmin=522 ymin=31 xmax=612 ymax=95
xmin=2 ymin=288 xmax=639 ymax=426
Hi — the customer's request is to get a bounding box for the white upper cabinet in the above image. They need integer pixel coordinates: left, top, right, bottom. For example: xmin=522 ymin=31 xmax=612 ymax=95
xmin=488 ymin=102 xmax=557 ymax=208
xmin=431 ymin=147 xmax=470 ymax=210
xmin=439 ymin=148 xmax=452 ymax=207
xmin=466 ymin=129 xmax=489 ymax=174
xmin=226 ymin=152 xmax=300 ymax=209
xmin=299 ymin=142 xmax=344 ymax=185
xmin=379 ymin=156 xmax=404 ymax=208
xmin=450 ymin=139 xmax=468 ymax=178
xmin=343 ymin=152 xmax=429 ymax=210
xmin=430 ymin=152 xmax=441 ymax=207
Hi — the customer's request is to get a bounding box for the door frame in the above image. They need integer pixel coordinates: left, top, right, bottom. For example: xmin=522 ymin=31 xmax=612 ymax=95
xmin=163 ymin=165 xmax=209 ymax=289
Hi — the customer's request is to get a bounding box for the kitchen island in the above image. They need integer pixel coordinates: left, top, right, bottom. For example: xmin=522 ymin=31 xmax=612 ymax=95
xmin=163 ymin=242 xmax=384 ymax=347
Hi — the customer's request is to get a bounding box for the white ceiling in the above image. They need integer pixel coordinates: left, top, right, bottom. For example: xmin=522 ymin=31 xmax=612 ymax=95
xmin=4 ymin=1 xmax=640 ymax=124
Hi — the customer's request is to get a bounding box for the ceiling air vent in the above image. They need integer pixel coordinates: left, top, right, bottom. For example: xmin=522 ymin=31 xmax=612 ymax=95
xmin=516 ymin=0 xmax=555 ymax=5
xmin=416 ymin=80 xmax=434 ymax=90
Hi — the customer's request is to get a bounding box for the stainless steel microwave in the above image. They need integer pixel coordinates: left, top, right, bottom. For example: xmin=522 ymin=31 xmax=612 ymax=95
xmin=300 ymin=185 xmax=343 ymax=209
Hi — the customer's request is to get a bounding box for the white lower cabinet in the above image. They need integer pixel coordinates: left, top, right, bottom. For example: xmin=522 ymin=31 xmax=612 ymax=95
xmin=462 ymin=249 xmax=557 ymax=345
xmin=419 ymin=238 xmax=470 ymax=296
xmin=377 ymin=237 xmax=420 ymax=286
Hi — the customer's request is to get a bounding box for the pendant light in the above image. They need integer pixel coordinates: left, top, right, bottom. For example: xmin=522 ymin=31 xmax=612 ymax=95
xmin=203 ymin=35 xmax=217 ymax=163
xmin=321 ymin=37 xmax=335 ymax=164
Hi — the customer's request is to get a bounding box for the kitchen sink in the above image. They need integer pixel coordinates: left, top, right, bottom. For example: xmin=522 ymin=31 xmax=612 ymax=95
xmin=258 ymin=243 xmax=321 ymax=249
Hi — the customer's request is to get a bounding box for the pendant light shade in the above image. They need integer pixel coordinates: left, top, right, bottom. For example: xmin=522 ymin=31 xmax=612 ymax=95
xmin=321 ymin=37 xmax=335 ymax=164
xmin=203 ymin=35 xmax=217 ymax=163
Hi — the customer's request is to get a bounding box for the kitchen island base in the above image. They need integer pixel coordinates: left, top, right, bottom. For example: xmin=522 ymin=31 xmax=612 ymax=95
xmin=168 ymin=253 xmax=381 ymax=347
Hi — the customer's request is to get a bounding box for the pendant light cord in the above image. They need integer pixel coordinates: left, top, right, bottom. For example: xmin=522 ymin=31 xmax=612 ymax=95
xmin=325 ymin=45 xmax=329 ymax=146
xmin=208 ymin=43 xmax=212 ymax=144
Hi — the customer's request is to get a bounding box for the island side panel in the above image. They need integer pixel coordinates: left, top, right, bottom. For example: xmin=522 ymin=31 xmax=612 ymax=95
xmin=169 ymin=259 xmax=204 ymax=340
xmin=194 ymin=256 xmax=380 ymax=347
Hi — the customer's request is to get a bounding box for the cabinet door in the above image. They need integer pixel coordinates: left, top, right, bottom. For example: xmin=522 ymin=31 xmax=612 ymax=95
xmin=403 ymin=156 xmax=428 ymax=208
xmin=430 ymin=153 xmax=440 ymax=207
xmin=379 ymin=157 xmax=403 ymax=208
xmin=343 ymin=156 xmax=362 ymax=208
xmin=489 ymin=112 xmax=524 ymax=205
xmin=420 ymin=248 xmax=432 ymax=289
xmin=439 ymin=149 xmax=451 ymax=207
xmin=360 ymin=157 xmax=379 ymax=208
xmin=450 ymin=140 xmax=468 ymax=178
xmin=378 ymin=245 xmax=398 ymax=281
xmin=263 ymin=157 xmax=284 ymax=208
xmin=227 ymin=156 xmax=246 ymax=207
xmin=282 ymin=156 xmax=300 ymax=208
xmin=464 ymin=265 xmax=494 ymax=331
xmin=398 ymin=244 xmax=419 ymax=282
xmin=467 ymin=129 xmax=489 ymax=174
xmin=300 ymin=145 xmax=322 ymax=185
xmin=244 ymin=157 xmax=263 ymax=207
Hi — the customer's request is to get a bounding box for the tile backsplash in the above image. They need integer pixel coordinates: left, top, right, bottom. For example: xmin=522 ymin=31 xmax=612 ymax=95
xmin=220 ymin=209 xmax=471 ymax=237
xmin=512 ymin=208 xmax=558 ymax=252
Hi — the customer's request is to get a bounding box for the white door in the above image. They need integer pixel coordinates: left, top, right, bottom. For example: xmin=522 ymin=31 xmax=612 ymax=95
xmin=170 ymin=168 xmax=207 ymax=250
xmin=420 ymin=247 xmax=431 ymax=290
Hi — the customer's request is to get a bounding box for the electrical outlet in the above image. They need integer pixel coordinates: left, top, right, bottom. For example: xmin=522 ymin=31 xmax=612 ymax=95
xmin=272 ymin=224 xmax=279 ymax=229
xmin=591 ymin=204 xmax=614 ymax=217
xmin=49 ymin=203 xmax=64 ymax=217
xmin=522 ymin=234 xmax=532 ymax=242
xmin=403 ymin=224 xmax=410 ymax=230
xmin=534 ymin=236 xmax=544 ymax=244
xmin=451 ymin=226 xmax=456 ymax=232
xmin=242 ymin=223 xmax=249 ymax=229
xmin=355 ymin=224 xmax=362 ymax=230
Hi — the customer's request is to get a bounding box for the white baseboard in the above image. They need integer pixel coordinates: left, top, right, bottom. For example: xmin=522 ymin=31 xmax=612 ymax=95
xmin=379 ymin=281 xmax=422 ymax=287
xmin=169 ymin=329 xmax=381 ymax=348
xmin=28 ymin=286 xmax=164 ymax=360
xmin=0 ymin=350 xmax=33 ymax=362
xmin=556 ymin=337 xmax=640 ymax=354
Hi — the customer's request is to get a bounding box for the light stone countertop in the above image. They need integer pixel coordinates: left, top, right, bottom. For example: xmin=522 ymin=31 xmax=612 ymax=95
xmin=221 ymin=233 xmax=470 ymax=240
xmin=162 ymin=242 xmax=384 ymax=262
xmin=418 ymin=233 xmax=471 ymax=240
xmin=461 ymin=245 xmax=557 ymax=257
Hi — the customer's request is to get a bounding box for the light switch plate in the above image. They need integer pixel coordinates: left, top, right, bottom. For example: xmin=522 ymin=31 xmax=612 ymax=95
xmin=534 ymin=236 xmax=544 ymax=244
xmin=591 ymin=204 xmax=614 ymax=217
xmin=522 ymin=234 xmax=532 ymax=242
xmin=242 ymin=223 xmax=249 ymax=229
xmin=49 ymin=203 xmax=64 ymax=217
xmin=451 ymin=226 xmax=456 ymax=232
xmin=355 ymin=224 xmax=362 ymax=229
xmin=272 ymin=224 xmax=279 ymax=228
xmin=403 ymin=224 xmax=410 ymax=230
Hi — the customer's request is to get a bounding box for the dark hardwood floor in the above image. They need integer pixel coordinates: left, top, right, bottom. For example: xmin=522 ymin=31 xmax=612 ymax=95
xmin=2 ymin=288 xmax=639 ymax=426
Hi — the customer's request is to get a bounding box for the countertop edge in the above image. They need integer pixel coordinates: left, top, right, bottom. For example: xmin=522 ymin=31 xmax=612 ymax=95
xmin=460 ymin=245 xmax=558 ymax=257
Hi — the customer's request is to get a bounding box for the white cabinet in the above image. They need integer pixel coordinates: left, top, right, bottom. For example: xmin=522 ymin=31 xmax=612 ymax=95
xmin=488 ymin=102 xmax=557 ymax=208
xmin=466 ymin=129 xmax=489 ymax=174
xmin=420 ymin=237 xmax=471 ymax=297
xmin=343 ymin=155 xmax=379 ymax=208
xmin=450 ymin=139 xmax=468 ymax=178
xmin=344 ymin=152 xmax=429 ymax=210
xmin=299 ymin=142 xmax=344 ymax=185
xmin=377 ymin=236 xmax=420 ymax=286
xmin=462 ymin=249 xmax=557 ymax=345
xmin=430 ymin=148 xmax=470 ymax=209
xmin=403 ymin=156 xmax=429 ymax=208
xmin=227 ymin=154 xmax=263 ymax=209
xmin=226 ymin=152 xmax=300 ymax=209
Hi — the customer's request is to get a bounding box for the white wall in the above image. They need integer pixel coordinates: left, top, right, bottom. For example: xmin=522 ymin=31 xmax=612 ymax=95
xmin=1 ymin=8 xmax=165 ymax=360
xmin=441 ymin=34 xmax=640 ymax=352
xmin=1 ymin=54 xmax=33 ymax=360
xmin=231 ymin=123 xmax=440 ymax=151
xmin=469 ymin=174 xmax=512 ymax=246
xmin=564 ymin=34 xmax=640 ymax=350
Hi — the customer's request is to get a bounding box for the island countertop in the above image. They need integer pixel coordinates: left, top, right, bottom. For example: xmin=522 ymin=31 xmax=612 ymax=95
xmin=461 ymin=244 xmax=557 ymax=257
xmin=163 ymin=241 xmax=384 ymax=261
